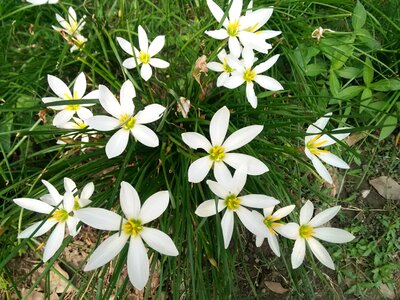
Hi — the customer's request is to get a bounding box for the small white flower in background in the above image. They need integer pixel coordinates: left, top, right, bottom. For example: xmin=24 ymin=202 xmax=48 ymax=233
xmin=278 ymin=200 xmax=355 ymax=270
xmin=13 ymin=180 xmax=81 ymax=262
xmin=224 ymin=48 xmax=283 ymax=108
xmin=205 ymin=0 xmax=279 ymax=57
xmin=195 ymin=167 xmax=280 ymax=248
xmin=207 ymin=49 xmax=239 ymax=87
xmin=42 ymin=72 xmax=99 ymax=127
xmin=117 ymin=25 xmax=169 ymax=81
xmin=63 ymin=177 xmax=94 ymax=210
xmin=181 ymin=106 xmax=268 ymax=183
xmin=26 ymin=0 xmax=58 ymax=5
xmin=75 ymin=181 xmax=178 ymax=290
xmin=177 ymin=97 xmax=191 ymax=118
xmin=311 ymin=26 xmax=335 ymax=43
xmin=305 ymin=113 xmax=351 ymax=184
xmin=86 ymin=80 xmax=165 ymax=158
xmin=56 ymin=117 xmax=96 ymax=145
xmin=252 ymin=205 xmax=295 ymax=257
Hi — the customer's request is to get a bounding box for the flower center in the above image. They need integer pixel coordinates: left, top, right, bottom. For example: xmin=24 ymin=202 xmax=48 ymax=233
xmin=139 ymin=51 xmax=150 ymax=64
xmin=227 ymin=20 xmax=240 ymax=37
xmin=243 ymin=68 xmax=256 ymax=82
xmin=64 ymin=91 xmax=80 ymax=111
xmin=223 ymin=58 xmax=234 ymax=73
xmin=73 ymin=196 xmax=80 ymax=210
xmin=123 ymin=219 xmax=143 ymax=236
xmin=73 ymin=121 xmax=87 ymax=129
xmin=306 ymin=134 xmax=329 ymax=155
xmin=50 ymin=208 xmax=69 ymax=222
xmin=299 ymin=224 xmax=314 ymax=239
xmin=263 ymin=216 xmax=282 ymax=234
xmin=225 ymin=194 xmax=240 ymax=211
xmin=119 ymin=114 xmax=136 ymax=130
xmin=209 ymin=145 xmax=225 ymax=162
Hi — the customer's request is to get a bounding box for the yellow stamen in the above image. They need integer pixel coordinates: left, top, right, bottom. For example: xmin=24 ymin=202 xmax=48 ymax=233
xmin=64 ymin=91 xmax=80 ymax=110
xmin=306 ymin=134 xmax=329 ymax=155
xmin=223 ymin=58 xmax=234 ymax=73
xmin=263 ymin=216 xmax=282 ymax=235
xmin=119 ymin=114 xmax=136 ymax=130
xmin=73 ymin=196 xmax=80 ymax=210
xmin=245 ymin=23 xmax=259 ymax=33
xmin=50 ymin=208 xmax=69 ymax=222
xmin=243 ymin=68 xmax=256 ymax=82
xmin=209 ymin=145 xmax=225 ymax=162
xmin=227 ymin=20 xmax=240 ymax=37
xmin=225 ymin=194 xmax=240 ymax=210
xmin=299 ymin=224 xmax=314 ymax=239
xmin=139 ymin=51 xmax=150 ymax=64
xmin=123 ymin=219 xmax=143 ymax=236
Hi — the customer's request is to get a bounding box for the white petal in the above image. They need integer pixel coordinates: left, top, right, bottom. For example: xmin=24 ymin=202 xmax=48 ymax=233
xmin=224 ymin=75 xmax=245 ymax=89
xmin=207 ymin=62 xmax=224 ymax=72
xmin=306 ymin=113 xmax=332 ymax=135
xmin=206 ymin=0 xmax=226 ymax=23
xmin=291 ymin=238 xmax=306 ymax=269
xmin=42 ymin=97 xmax=64 ymax=110
xmin=272 ymin=205 xmax=295 ymax=219
xmin=120 ymin=80 xmax=135 ymax=115
xmin=188 ymin=156 xmax=213 ymax=183
xmin=195 ymin=199 xmax=226 ymax=217
xmin=63 ymin=177 xmax=76 ymax=193
xmin=106 ymin=129 xmax=130 ymax=158
xmin=242 ymin=46 xmax=254 ymax=69
xmin=310 ymin=154 xmax=333 ymax=184
xmin=275 ymin=222 xmax=299 ymax=240
xmin=210 ymin=106 xmax=230 ymax=146
xmin=254 ymin=75 xmax=283 ymax=91
xmin=127 ymin=236 xmax=149 ymax=290
xmin=120 ymin=181 xmax=141 ymax=219
xmin=18 ymin=220 xmax=57 ymax=238
xmin=43 ymin=222 xmax=65 ymax=262
xmin=239 ymin=194 xmax=280 ymax=209
xmin=254 ymin=54 xmax=280 ymax=74
xmin=149 ymin=58 xmax=169 ymax=69
xmin=13 ymin=198 xmax=54 ymax=214
xmin=213 ymin=162 xmax=233 ymax=188
xmin=73 ymin=72 xmax=86 ymax=99
xmin=140 ymin=227 xmax=178 ymax=256
xmin=229 ymin=0 xmax=243 ymax=22
xmin=307 ymin=237 xmax=335 ymax=269
xmin=84 ymin=232 xmax=129 ymax=271
xmin=99 ymin=85 xmax=122 ymax=118
xmin=206 ymin=179 xmax=229 ymax=199
xmin=300 ymin=200 xmax=314 ymax=225
xmin=148 ymin=35 xmax=165 ymax=56
xmin=76 ymin=108 xmax=93 ymax=121
xmin=80 ymin=182 xmax=94 ymax=201
xmin=47 ymin=75 xmax=71 ymax=99
xmin=221 ymin=210 xmax=234 ymax=249
xmin=67 ymin=7 xmax=77 ymax=25
xmin=255 ymin=235 xmax=265 ymax=247
xmin=256 ymin=30 xmax=281 ymax=39
xmin=317 ymin=152 xmax=350 ymax=169
xmin=205 ymin=29 xmax=229 ymax=40
xmin=131 ymin=124 xmax=159 ymax=147
xmin=140 ymin=191 xmax=169 ymax=224
xmin=135 ymin=104 xmax=165 ymax=124
xmin=74 ymin=208 xmax=123 ymax=231
xmin=267 ymin=232 xmax=281 ymax=257
xmin=217 ymin=72 xmax=230 ymax=87
xmin=226 ymin=55 xmax=245 ymax=72
xmin=116 ymin=37 xmax=134 ymax=55
xmin=222 ymin=125 xmax=263 ymax=152
xmin=86 ymin=115 xmax=119 ymax=131
xmin=313 ymin=227 xmax=355 ymax=244
xmin=315 ymin=128 xmax=351 ymax=147
xmin=66 ymin=216 xmax=80 ymax=237
xmin=236 ymin=206 xmax=265 ymax=236
xmin=263 ymin=206 xmax=274 ymax=217
xmin=181 ymin=132 xmax=212 ymax=152
xmin=244 ymin=8 xmax=273 ymax=31
xmin=63 ymin=192 xmax=74 ymax=212
xmin=123 ymin=57 xmax=139 ymax=69
xmin=53 ymin=110 xmax=75 ymax=127
xmin=140 ymin=64 xmax=153 ymax=81
xmin=245 ymin=82 xmax=258 ymax=108
xmin=223 ymin=153 xmax=269 ymax=175
xmin=228 ymin=37 xmax=242 ymax=58
xmin=308 ymin=206 xmax=341 ymax=227
xmin=138 ymin=25 xmax=148 ymax=52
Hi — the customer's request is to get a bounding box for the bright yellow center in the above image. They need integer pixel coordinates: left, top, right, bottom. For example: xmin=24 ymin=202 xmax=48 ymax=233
xmin=123 ymin=219 xmax=143 ymax=236
xmin=119 ymin=114 xmax=136 ymax=130
xmin=225 ymin=194 xmax=240 ymax=210
xmin=73 ymin=196 xmax=80 ymax=210
xmin=299 ymin=224 xmax=314 ymax=239
xmin=50 ymin=208 xmax=69 ymax=222
xmin=209 ymin=145 xmax=225 ymax=162
xmin=227 ymin=20 xmax=240 ymax=37
xmin=64 ymin=91 xmax=80 ymax=111
xmin=245 ymin=23 xmax=259 ymax=33
xmin=223 ymin=58 xmax=234 ymax=73
xmin=139 ymin=51 xmax=150 ymax=64
xmin=243 ymin=68 xmax=256 ymax=82
xmin=263 ymin=216 xmax=282 ymax=235
xmin=306 ymin=134 xmax=329 ymax=155
xmin=73 ymin=121 xmax=87 ymax=129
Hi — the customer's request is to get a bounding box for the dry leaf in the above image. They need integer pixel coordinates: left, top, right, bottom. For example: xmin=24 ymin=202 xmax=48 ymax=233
xmin=361 ymin=189 xmax=371 ymax=198
xmin=369 ymin=176 xmax=400 ymax=200
xmin=193 ymin=55 xmax=208 ymax=99
xmin=177 ymin=97 xmax=191 ymax=118
xmin=265 ymin=281 xmax=288 ymax=294
xmin=379 ymin=283 xmax=395 ymax=299
xmin=345 ymin=132 xmax=367 ymax=146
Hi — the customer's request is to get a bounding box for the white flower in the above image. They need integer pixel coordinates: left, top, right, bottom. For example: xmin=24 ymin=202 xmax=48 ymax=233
xmin=52 ymin=7 xmax=85 ymax=36
xmin=56 ymin=117 xmax=96 ymax=145
xmin=224 ymin=48 xmax=283 ymax=108
xmin=181 ymin=106 xmax=268 ymax=183
xmin=62 ymin=177 xmax=94 ymax=210
xmin=205 ymin=0 xmax=278 ymax=57
xmin=42 ymin=72 xmax=99 ymax=127
xmin=13 ymin=180 xmax=80 ymax=261
xmin=279 ymin=200 xmax=355 ymax=270
xmin=117 ymin=25 xmax=169 ymax=81
xmin=305 ymin=113 xmax=351 ymax=184
xmin=26 ymin=0 xmax=58 ymax=5
xmin=252 ymin=205 xmax=295 ymax=257
xmin=75 ymin=181 xmax=178 ymax=290
xmin=195 ymin=167 xmax=279 ymax=248
xmin=207 ymin=49 xmax=239 ymax=87
xmin=86 ymin=80 xmax=165 ymax=158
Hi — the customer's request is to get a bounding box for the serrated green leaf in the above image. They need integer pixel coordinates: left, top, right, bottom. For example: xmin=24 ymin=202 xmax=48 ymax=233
xmin=360 ymin=88 xmax=373 ymax=112
xmin=363 ymin=57 xmax=374 ymax=85
xmin=336 ymin=67 xmax=362 ymax=79
xmin=370 ymin=79 xmax=400 ymax=91
xmin=337 ymin=86 xmax=364 ymax=100
xmin=329 ymin=70 xmax=340 ymax=97
xmin=379 ymin=116 xmax=398 ymax=140
xmin=304 ymin=63 xmax=326 ymax=76
xmin=352 ymin=0 xmax=367 ymax=31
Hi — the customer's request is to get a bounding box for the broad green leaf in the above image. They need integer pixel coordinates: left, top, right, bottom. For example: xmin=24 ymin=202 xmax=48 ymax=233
xmin=304 ymin=63 xmax=326 ymax=76
xmin=370 ymin=79 xmax=400 ymax=91
xmin=360 ymin=88 xmax=373 ymax=112
xmin=352 ymin=0 xmax=367 ymax=31
xmin=329 ymin=70 xmax=340 ymax=97
xmin=337 ymin=86 xmax=364 ymax=100
xmin=356 ymin=29 xmax=381 ymax=50
xmin=379 ymin=116 xmax=398 ymax=140
xmin=336 ymin=67 xmax=362 ymax=79
xmin=331 ymin=45 xmax=354 ymax=70
xmin=363 ymin=57 xmax=374 ymax=86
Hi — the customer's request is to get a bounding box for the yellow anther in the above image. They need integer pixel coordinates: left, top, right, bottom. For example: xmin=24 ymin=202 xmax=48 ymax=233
xmin=243 ymin=68 xmax=256 ymax=82
xmin=223 ymin=58 xmax=234 ymax=73
xmin=225 ymin=194 xmax=240 ymax=210
xmin=50 ymin=208 xmax=69 ymax=222
xmin=263 ymin=216 xmax=282 ymax=235
xmin=209 ymin=145 xmax=225 ymax=162
xmin=306 ymin=134 xmax=329 ymax=155
xmin=73 ymin=196 xmax=80 ymax=210
xmin=119 ymin=114 xmax=136 ymax=130
xmin=139 ymin=51 xmax=150 ymax=64
xmin=299 ymin=224 xmax=314 ymax=239
xmin=123 ymin=219 xmax=143 ymax=236
xmin=227 ymin=20 xmax=240 ymax=37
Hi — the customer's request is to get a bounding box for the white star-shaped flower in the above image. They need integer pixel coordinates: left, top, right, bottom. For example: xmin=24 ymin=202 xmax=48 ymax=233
xmin=207 ymin=49 xmax=239 ymax=87
xmin=52 ymin=7 xmax=85 ymax=36
xmin=75 ymin=181 xmax=178 ymax=290
xmin=305 ymin=113 xmax=351 ymax=184
xmin=195 ymin=167 xmax=280 ymax=248
xmin=56 ymin=117 xmax=96 ymax=146
xmin=117 ymin=25 xmax=169 ymax=81
xmin=42 ymin=72 xmax=99 ymax=127
xmin=26 ymin=0 xmax=58 ymax=5
xmin=181 ymin=106 xmax=268 ymax=183
xmin=86 ymin=80 xmax=166 ymax=158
